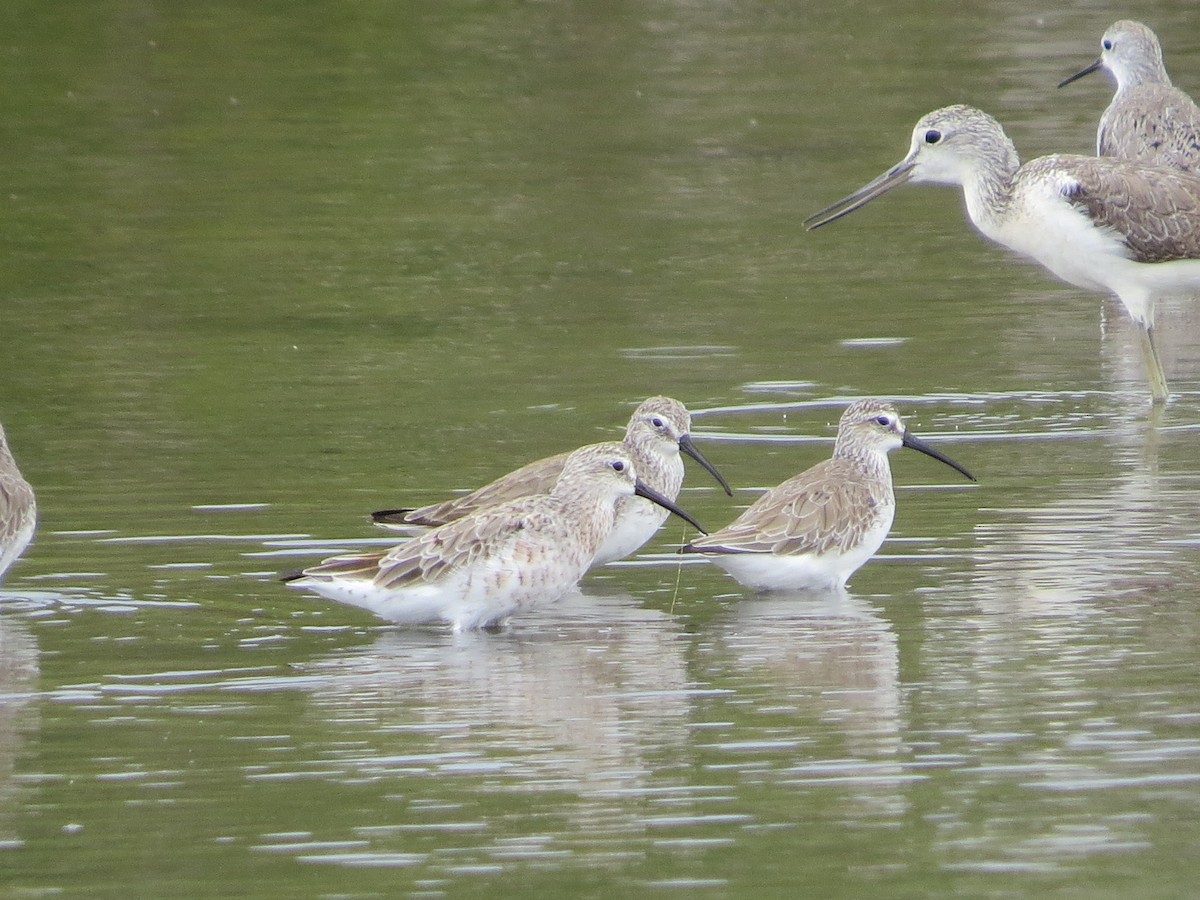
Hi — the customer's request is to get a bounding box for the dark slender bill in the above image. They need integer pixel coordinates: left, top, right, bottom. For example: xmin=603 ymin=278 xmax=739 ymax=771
xmin=1058 ymin=58 xmax=1103 ymax=89
xmin=901 ymin=432 xmax=976 ymax=482
xmin=803 ymin=159 xmax=916 ymax=230
xmin=371 ymin=508 xmax=414 ymax=524
xmin=678 ymin=433 xmax=733 ymax=496
xmin=635 ymin=480 xmax=708 ymax=534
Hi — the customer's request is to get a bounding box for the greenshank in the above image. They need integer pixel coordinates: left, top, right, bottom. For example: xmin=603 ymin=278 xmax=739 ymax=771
xmin=1059 ymin=20 xmax=1200 ymax=173
xmin=805 ymin=104 xmax=1200 ymax=404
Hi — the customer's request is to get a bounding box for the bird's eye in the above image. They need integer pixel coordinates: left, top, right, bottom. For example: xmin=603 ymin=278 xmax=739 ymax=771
xmin=611 ymin=460 xmax=626 ymax=472
xmin=875 ymin=415 xmax=891 ymax=427
xmin=1103 ymin=39 xmax=1113 ymax=51
xmin=924 ymin=129 xmax=941 ymax=144
xmin=651 ymin=417 xmax=665 ymax=428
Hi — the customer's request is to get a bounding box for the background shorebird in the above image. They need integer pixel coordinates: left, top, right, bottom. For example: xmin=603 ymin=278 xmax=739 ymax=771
xmin=805 ymin=104 xmax=1200 ymax=404
xmin=680 ymin=399 xmax=975 ymax=592
xmin=371 ymin=396 xmax=731 ymax=566
xmin=0 ymin=420 xmax=36 ymax=585
xmin=1059 ymin=19 xmax=1200 ymax=173
xmin=286 ymin=443 xmax=706 ymax=631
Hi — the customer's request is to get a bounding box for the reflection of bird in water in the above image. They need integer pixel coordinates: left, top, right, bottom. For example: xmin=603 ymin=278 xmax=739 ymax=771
xmin=704 ymin=593 xmax=905 ymax=816
xmin=295 ymin=592 xmax=692 ymax=804
xmin=970 ymin=460 xmax=1191 ymax=611
xmin=710 ymin=594 xmax=900 ymax=744
xmin=0 ymin=614 xmax=39 ymax=845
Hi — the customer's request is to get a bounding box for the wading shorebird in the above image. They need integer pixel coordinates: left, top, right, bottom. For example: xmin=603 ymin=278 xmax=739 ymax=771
xmin=0 ymin=420 xmax=36 ymax=585
xmin=804 ymin=104 xmax=1200 ymax=404
xmin=681 ymin=400 xmax=975 ymax=592
xmin=371 ymin=396 xmax=732 ymax=566
xmin=286 ymin=443 xmax=707 ymax=631
xmin=1059 ymin=20 xmax=1200 ymax=173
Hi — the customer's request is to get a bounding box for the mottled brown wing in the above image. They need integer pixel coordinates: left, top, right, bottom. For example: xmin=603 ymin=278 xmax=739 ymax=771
xmin=403 ymin=452 xmax=569 ymax=526
xmin=0 ymin=472 xmax=35 ymax=548
xmin=1100 ymin=86 xmax=1200 ymax=174
xmin=376 ymin=499 xmax=560 ymax=589
xmin=684 ymin=459 xmax=880 ymax=557
xmin=1046 ymin=154 xmax=1200 ymax=261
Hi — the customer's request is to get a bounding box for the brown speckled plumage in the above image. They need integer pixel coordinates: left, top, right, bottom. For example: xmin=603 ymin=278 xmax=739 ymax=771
xmin=288 ymin=443 xmax=705 ymax=630
xmin=1046 ymin=155 xmax=1200 ymax=261
xmin=683 ymin=456 xmax=887 ymax=558
xmin=805 ymin=104 xmax=1200 ymax=403
xmin=682 ymin=400 xmax=974 ymax=592
xmin=372 ymin=396 xmax=728 ymax=565
xmin=0 ymin=421 xmax=36 ymax=584
xmin=1061 ymin=21 xmax=1200 ymax=173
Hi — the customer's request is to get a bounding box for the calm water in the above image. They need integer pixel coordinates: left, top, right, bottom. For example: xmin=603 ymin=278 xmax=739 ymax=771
xmin=2 ymin=1 xmax=1200 ymax=896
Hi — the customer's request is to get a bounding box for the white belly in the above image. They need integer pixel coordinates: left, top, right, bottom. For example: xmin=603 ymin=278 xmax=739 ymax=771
xmin=709 ymin=516 xmax=892 ymax=592
xmin=293 ymin=537 xmax=595 ymax=631
xmin=971 ymin=177 xmax=1200 ymax=326
xmin=591 ymin=496 xmax=671 ymax=566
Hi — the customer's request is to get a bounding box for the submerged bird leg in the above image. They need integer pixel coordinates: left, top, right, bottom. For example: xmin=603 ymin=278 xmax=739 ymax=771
xmin=1137 ymin=322 xmax=1170 ymax=404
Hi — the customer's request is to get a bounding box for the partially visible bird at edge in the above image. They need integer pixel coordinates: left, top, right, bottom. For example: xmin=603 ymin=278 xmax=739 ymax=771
xmin=0 ymin=419 xmax=36 ymax=585
xmin=1059 ymin=19 xmax=1200 ymax=174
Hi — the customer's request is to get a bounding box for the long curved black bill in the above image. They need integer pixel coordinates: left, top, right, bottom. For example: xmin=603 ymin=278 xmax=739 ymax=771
xmin=901 ymin=431 xmax=976 ymax=482
xmin=635 ymin=479 xmax=708 ymax=534
xmin=1058 ymin=58 xmax=1103 ymax=89
xmin=803 ymin=158 xmax=916 ymax=230
xmin=678 ymin=433 xmax=733 ymax=496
